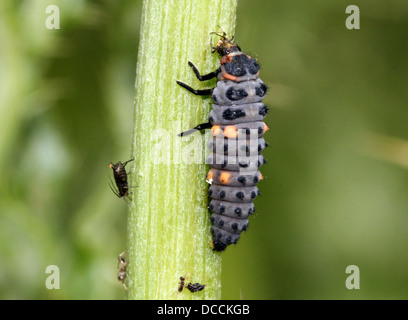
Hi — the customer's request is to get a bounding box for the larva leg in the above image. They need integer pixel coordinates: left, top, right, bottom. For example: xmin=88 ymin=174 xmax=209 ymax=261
xmin=176 ymin=81 xmax=214 ymax=96
xmin=188 ymin=61 xmax=219 ymax=81
xmin=178 ymin=122 xmax=212 ymax=137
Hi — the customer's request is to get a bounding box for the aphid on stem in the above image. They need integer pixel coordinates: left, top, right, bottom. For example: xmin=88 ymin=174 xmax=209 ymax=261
xmin=178 ymin=276 xmax=186 ymax=293
xmin=187 ymin=282 xmax=206 ymax=293
xmin=177 ymin=275 xmax=206 ymax=294
xmin=108 ymin=158 xmax=136 ymax=207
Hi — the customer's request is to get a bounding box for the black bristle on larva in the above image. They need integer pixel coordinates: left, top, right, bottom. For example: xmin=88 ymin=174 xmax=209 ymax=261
xmin=259 ymin=105 xmax=269 ymax=116
xmin=177 ymin=31 xmax=268 ymax=252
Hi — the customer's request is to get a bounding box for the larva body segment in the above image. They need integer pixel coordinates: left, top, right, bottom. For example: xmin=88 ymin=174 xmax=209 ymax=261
xmin=208 ymin=137 xmax=267 ymax=156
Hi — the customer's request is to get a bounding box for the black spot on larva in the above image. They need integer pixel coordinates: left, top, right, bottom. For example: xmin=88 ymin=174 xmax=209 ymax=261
xmin=248 ymin=58 xmax=260 ymax=74
xmin=238 ymin=176 xmax=246 ymax=185
xmin=218 ymin=219 xmax=224 ymax=227
xmin=248 ymin=208 xmax=253 ymax=215
xmin=209 ymin=203 xmax=214 ymax=210
xmin=226 ymin=236 xmax=232 ymax=244
xmin=257 ymin=190 xmax=261 ymax=196
xmin=239 ymin=162 xmax=249 ymax=168
xmin=251 ymin=191 xmax=257 ymax=199
xmin=223 ymin=143 xmax=228 ymax=152
xmin=224 ymin=55 xmax=248 ymax=77
xmin=211 ymin=216 xmax=215 ymax=223
xmin=259 ymin=105 xmax=269 ymax=116
xmin=253 ymin=176 xmax=259 ymax=183
xmin=236 ymin=192 xmax=245 ymax=200
xmin=219 ymin=205 xmax=225 ymax=213
xmin=209 ymin=116 xmax=214 ymax=123
xmin=232 ymin=223 xmax=238 ymax=230
xmin=255 ymin=83 xmax=267 ymax=97
xmin=226 ymin=87 xmax=248 ymax=101
xmin=221 ymin=160 xmax=227 ymax=168
xmin=245 ymin=128 xmax=250 ymax=134
xmin=219 ymin=191 xmax=226 ymax=199
xmin=242 ymin=223 xmax=248 ymax=231
xmin=208 ymin=189 xmax=213 ymax=196
xmin=212 ymin=94 xmax=218 ymax=103
xmin=235 ymin=208 xmax=242 ymax=215
xmin=222 ymin=108 xmax=246 ymax=120
xmin=258 ymin=126 xmax=263 ymax=134
xmin=258 ymin=144 xmax=263 ymax=152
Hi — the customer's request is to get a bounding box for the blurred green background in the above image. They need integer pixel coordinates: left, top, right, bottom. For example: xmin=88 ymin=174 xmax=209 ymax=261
xmin=1 ymin=0 xmax=408 ymax=299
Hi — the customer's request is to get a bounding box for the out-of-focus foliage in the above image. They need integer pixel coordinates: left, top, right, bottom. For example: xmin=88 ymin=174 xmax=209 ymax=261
xmin=0 ymin=0 xmax=142 ymax=299
xmin=1 ymin=0 xmax=408 ymax=299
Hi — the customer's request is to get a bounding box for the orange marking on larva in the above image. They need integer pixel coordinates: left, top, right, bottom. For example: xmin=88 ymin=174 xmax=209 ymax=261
xmin=263 ymin=123 xmax=269 ymax=133
xmin=259 ymin=173 xmax=264 ymax=180
xmin=211 ymin=125 xmax=221 ymax=136
xmin=220 ymin=54 xmax=233 ymax=64
xmin=206 ymin=170 xmax=214 ymax=181
xmin=222 ymin=71 xmax=240 ymax=82
xmin=223 ymin=125 xmax=238 ymax=138
xmin=219 ymin=171 xmax=231 ymax=184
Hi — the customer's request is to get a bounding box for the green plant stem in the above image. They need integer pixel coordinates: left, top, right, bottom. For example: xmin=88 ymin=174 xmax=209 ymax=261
xmin=127 ymin=0 xmax=237 ymax=300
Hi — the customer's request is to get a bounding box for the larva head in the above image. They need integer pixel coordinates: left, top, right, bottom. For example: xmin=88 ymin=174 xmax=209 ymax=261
xmin=210 ymin=31 xmax=241 ymax=56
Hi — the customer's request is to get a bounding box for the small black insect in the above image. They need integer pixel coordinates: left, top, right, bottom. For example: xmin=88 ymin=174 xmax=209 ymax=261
xmin=108 ymin=158 xmax=135 ymax=205
xmin=117 ymin=251 xmax=128 ymax=291
xmin=187 ymin=282 xmax=206 ymax=293
xmin=178 ymin=276 xmax=186 ymax=293
xmin=178 ymin=275 xmax=206 ymax=293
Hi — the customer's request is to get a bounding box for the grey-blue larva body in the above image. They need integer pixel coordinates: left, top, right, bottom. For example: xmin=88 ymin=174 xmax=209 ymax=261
xmin=177 ymin=32 xmax=268 ymax=252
